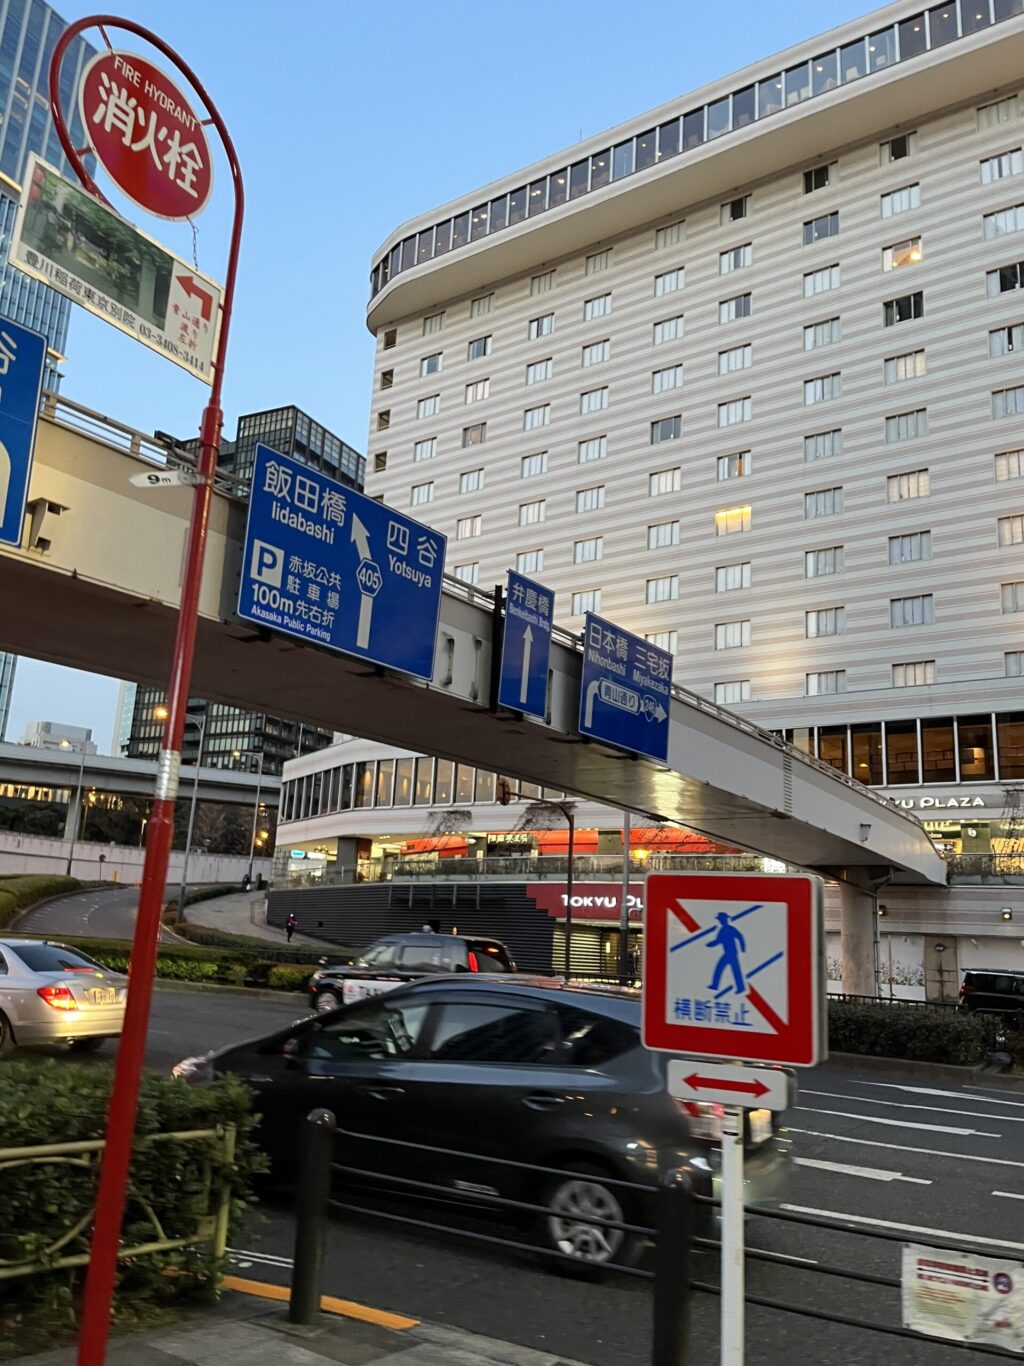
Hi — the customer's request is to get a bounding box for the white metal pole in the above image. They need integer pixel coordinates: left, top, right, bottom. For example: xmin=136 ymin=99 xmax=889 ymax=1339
xmin=64 ymin=745 xmax=87 ymax=877
xmin=247 ymin=751 xmax=264 ymax=885
xmin=618 ymin=811 xmax=631 ymax=981
xmin=721 ymin=1105 xmax=745 ymax=1366
xmin=178 ymin=715 xmax=205 ymax=917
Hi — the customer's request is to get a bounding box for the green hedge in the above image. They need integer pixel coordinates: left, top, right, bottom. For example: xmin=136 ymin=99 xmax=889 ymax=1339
xmin=175 ymin=922 xmax=347 ymax=964
xmin=0 ymin=1060 xmax=264 ymax=1356
xmin=266 ymin=963 xmax=319 ymax=992
xmin=828 ymin=1000 xmax=1000 ymax=1066
xmin=0 ymin=876 xmax=82 ymax=929
xmin=163 ymin=883 xmax=237 ymax=917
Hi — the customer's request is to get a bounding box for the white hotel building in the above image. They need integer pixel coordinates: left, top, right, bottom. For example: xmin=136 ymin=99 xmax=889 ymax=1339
xmin=274 ymin=1 xmax=1024 ymax=989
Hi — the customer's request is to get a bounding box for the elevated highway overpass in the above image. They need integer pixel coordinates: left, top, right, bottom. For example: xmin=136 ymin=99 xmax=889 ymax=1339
xmin=0 ymin=395 xmax=948 ymax=987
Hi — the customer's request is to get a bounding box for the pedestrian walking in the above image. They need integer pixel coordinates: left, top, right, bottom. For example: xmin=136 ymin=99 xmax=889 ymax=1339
xmin=286 ymin=912 xmax=297 ymax=943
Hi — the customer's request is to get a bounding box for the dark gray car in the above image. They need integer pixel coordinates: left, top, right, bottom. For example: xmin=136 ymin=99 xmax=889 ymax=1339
xmin=174 ymin=976 xmax=788 ymax=1266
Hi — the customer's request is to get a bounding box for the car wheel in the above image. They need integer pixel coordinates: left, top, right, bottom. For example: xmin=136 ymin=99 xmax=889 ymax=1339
xmin=0 ymin=1011 xmax=15 ymax=1059
xmin=68 ymin=1037 xmax=107 ymax=1054
xmin=540 ymin=1163 xmax=639 ymax=1273
xmin=315 ymin=990 xmax=341 ymax=1013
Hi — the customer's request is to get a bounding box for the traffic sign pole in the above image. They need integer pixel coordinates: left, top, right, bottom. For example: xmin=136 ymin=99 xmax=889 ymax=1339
xmin=47 ymin=19 xmax=245 ymax=1366
xmin=721 ymin=1106 xmax=745 ymax=1366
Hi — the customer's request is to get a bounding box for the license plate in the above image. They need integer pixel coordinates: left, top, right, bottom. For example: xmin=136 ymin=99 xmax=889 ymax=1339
xmin=88 ymin=987 xmax=116 ymax=1005
xmin=749 ymin=1109 xmax=772 ymax=1144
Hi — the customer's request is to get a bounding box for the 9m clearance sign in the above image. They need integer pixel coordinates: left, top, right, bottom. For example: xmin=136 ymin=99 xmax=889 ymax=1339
xmin=78 ymin=51 xmax=213 ymax=220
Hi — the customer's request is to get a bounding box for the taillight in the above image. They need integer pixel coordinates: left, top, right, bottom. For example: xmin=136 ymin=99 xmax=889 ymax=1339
xmin=960 ymin=984 xmax=974 ymax=996
xmin=678 ymin=1099 xmax=725 ymax=1141
xmin=468 ymin=951 xmax=479 ymax=972
xmin=37 ymin=984 xmax=78 ymax=1012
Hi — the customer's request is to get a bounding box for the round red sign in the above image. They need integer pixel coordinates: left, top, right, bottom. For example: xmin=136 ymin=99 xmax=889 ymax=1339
xmin=77 ymin=50 xmax=213 ymax=221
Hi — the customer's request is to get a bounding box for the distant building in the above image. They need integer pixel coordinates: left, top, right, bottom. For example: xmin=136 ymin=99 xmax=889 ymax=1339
xmin=21 ymin=720 xmax=97 ymax=754
xmin=110 ymin=681 xmax=136 ymax=756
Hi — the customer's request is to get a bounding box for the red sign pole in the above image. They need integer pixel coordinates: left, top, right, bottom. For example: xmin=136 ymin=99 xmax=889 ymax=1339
xmin=48 ymin=19 xmax=244 ymax=1366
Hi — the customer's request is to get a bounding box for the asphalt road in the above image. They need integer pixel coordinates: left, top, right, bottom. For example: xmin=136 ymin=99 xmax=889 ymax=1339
xmin=13 ymin=885 xmax=177 ymax=942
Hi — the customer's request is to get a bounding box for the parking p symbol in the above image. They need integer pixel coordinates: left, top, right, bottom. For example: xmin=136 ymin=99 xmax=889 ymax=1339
xmin=251 ymin=539 xmax=284 ymax=588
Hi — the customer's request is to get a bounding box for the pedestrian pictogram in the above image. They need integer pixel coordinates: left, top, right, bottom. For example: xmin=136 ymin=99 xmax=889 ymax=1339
xmin=643 ymin=872 xmax=826 ymax=1066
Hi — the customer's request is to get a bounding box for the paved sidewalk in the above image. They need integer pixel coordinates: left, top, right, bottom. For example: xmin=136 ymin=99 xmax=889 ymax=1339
xmin=184 ymin=892 xmax=342 ymax=952
xmin=10 ymin=1292 xmax=592 ymax=1364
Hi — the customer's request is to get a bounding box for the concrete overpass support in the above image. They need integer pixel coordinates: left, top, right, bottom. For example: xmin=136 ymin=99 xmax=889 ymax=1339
xmin=836 ymin=870 xmax=877 ymax=996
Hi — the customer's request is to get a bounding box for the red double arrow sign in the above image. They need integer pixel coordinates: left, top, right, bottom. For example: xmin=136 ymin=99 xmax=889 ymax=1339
xmin=683 ymin=1071 xmax=769 ymax=1099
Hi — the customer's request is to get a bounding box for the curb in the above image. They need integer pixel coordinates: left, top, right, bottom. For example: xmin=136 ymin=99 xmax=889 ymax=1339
xmin=827 ymin=1050 xmax=1024 ymax=1090
xmin=152 ymin=978 xmax=311 ymax=1006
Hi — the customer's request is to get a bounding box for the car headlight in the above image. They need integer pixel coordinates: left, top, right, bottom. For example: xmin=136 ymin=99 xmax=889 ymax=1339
xmin=172 ymin=1053 xmax=214 ymax=1084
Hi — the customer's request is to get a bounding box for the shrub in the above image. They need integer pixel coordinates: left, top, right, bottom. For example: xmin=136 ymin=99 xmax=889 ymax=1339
xmin=0 ymin=876 xmax=82 ymax=929
xmin=177 ymin=923 xmax=338 ymax=964
xmin=163 ymin=883 xmax=237 ymax=917
xmin=828 ymin=1000 xmax=998 ymax=1066
xmin=266 ymin=963 xmax=317 ymax=992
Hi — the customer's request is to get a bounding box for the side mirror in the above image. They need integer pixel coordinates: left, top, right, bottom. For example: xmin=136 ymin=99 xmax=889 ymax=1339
xmin=282 ymin=1037 xmax=300 ymax=1060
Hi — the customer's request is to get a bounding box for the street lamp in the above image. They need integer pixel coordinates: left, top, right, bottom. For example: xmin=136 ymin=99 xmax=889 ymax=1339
xmin=233 ymin=747 xmax=266 ymax=887
xmin=61 ymin=738 xmax=88 ymax=876
xmin=160 ymin=706 xmax=207 ymax=921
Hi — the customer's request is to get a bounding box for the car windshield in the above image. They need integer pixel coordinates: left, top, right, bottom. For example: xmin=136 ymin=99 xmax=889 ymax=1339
xmin=11 ymin=944 xmax=106 ymax=974
xmin=359 ymin=943 xmax=398 ymax=968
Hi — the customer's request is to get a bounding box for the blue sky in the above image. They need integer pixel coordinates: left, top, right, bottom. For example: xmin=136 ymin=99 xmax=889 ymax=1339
xmin=6 ymin=0 xmax=864 ymax=748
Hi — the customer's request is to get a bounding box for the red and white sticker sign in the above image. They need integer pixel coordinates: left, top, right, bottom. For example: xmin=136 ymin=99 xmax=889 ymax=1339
xmin=78 ymin=50 xmax=213 ymax=220
xmin=643 ymin=872 xmax=825 ymax=1067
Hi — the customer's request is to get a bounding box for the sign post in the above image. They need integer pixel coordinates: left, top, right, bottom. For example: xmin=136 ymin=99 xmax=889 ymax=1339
xmin=0 ymin=319 xmax=46 ymax=548
xmin=643 ymin=871 xmax=826 ymax=1366
xmin=45 ymin=19 xmax=245 ymax=1366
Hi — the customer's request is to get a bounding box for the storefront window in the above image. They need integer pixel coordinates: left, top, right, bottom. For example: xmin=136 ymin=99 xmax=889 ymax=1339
xmin=354 ymin=762 xmax=374 ymax=808
xmin=435 ymin=760 xmax=454 ymax=804
xmin=921 ymin=717 xmax=955 ymax=783
xmin=520 ymin=781 xmax=541 ymax=799
xmin=375 ymin=759 xmax=394 ymax=806
xmin=456 ymin=764 xmax=475 ymax=803
xmin=413 ymin=757 xmax=433 ymax=805
xmin=339 ymin=765 xmax=353 ymax=809
xmin=818 ymin=725 xmax=848 ymax=774
xmin=959 ymin=715 xmax=995 ymax=781
xmin=475 ymin=770 xmax=495 ymax=803
xmin=394 ymin=758 xmax=414 ymax=806
xmin=997 ymin=712 xmax=1024 ymax=779
xmin=788 ymin=728 xmax=813 ymax=754
xmin=851 ymin=723 xmax=883 ymax=785
xmin=885 ymin=720 xmax=920 ymax=785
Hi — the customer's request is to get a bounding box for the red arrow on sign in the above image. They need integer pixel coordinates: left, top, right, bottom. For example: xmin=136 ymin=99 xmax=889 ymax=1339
xmin=684 ymin=1071 xmax=769 ymax=1099
xmin=176 ymin=274 xmax=214 ymax=321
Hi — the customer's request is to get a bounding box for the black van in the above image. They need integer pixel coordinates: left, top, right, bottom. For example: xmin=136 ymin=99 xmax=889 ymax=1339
xmin=958 ymin=968 xmax=1024 ymax=1024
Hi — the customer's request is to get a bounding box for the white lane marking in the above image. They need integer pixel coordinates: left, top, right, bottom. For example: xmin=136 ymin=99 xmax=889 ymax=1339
xmin=780 ymin=1204 xmax=1024 ymax=1255
xmin=795 ymin=1106 xmax=999 ymax=1139
xmin=787 ymin=1126 xmax=1024 ymax=1170
xmin=794 ymin=1156 xmax=930 ymax=1185
xmin=861 ymin=1083 xmax=1024 ymax=1110
xmin=993 ymin=1191 xmax=1024 ymax=1201
xmin=228 ymin=1246 xmax=293 ymax=1267
xmin=803 ymin=1088 xmax=1024 ymax=1125
xmin=748 ymin=1246 xmax=819 ymax=1266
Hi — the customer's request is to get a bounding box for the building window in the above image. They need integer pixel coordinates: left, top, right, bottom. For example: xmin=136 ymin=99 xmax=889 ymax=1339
xmin=884 ymin=290 xmax=928 ymax=325
xmin=519 ymin=499 xmax=545 ymax=526
xmin=524 ymin=404 xmax=550 ymax=430
xmin=803 ymin=162 xmax=835 ymax=193
xmin=883 ymin=236 xmax=923 ymax=270
xmin=529 ymin=272 xmax=554 ymax=296
xmin=414 ymin=437 xmax=436 ymax=462
xmin=805 ymin=545 xmax=844 ymax=577
xmin=647 ymin=416 xmax=681 ymax=446
xmin=422 ymin=313 xmax=443 ymax=336
xmin=715 ymin=561 xmax=751 ymax=591
xmin=416 ymin=394 xmax=440 ymax=419
xmin=647 ymin=574 xmax=679 ymax=603
xmin=580 ymin=386 xmax=608 ymax=414
xmin=377 ymin=410 xmax=391 ymax=430
xmin=465 ymin=378 xmax=490 ymax=404
xmin=582 ymin=340 xmax=610 ymax=367
xmin=521 ymin=451 xmax=548 ymax=478
xmin=804 ymin=264 xmax=840 ymax=297
xmin=517 ymin=548 xmax=544 ymax=573
xmin=650 ymin=467 xmax=682 ymax=496
xmin=420 ymin=352 xmax=442 ymax=377
xmin=529 ymin=313 xmax=554 ymax=339
xmin=881 ymin=183 xmax=921 ymax=218
xmin=719 ymin=292 xmax=752 ymax=322
xmin=999 ymin=514 xmax=1024 ymax=546
xmin=890 ymin=593 xmax=934 ymax=626
xmin=806 ymin=670 xmax=847 ymax=695
xmin=453 ymin=562 xmax=479 ymax=585
xmin=715 ymin=505 xmax=751 ymax=535
xmin=654 ymin=315 xmax=685 ymax=344
xmin=994 ymin=385 xmax=1024 ymax=418
xmin=467 ymin=335 xmax=492 ymax=361
xmin=655 ymin=220 xmax=685 ymax=249
xmin=1003 ymin=581 xmax=1024 ymax=613
xmin=984 ymin=203 xmax=1024 ymax=239
xmin=575 ymin=537 xmax=603 ymax=563
xmin=469 ymin=294 xmax=493 ymax=318
xmin=456 ymin=515 xmax=482 ymax=539
xmin=805 ymin=607 xmax=845 ymax=638
xmin=720 ymin=197 xmax=749 ymax=224
xmin=804 ymin=318 xmax=840 ymax=350
xmin=881 ymin=131 xmax=917 ymax=164
xmin=1006 ymin=651 xmax=1024 ymax=676
xmin=987 ymin=260 xmax=1024 ymax=295
xmin=584 ymin=293 xmax=612 ymax=320
xmin=460 ymin=468 xmax=484 ymax=494
xmin=887 ymin=468 xmax=930 ymax=500
xmin=888 ymin=530 xmax=932 ymax=563
xmin=578 ymin=436 xmax=607 ymax=463
xmin=805 ymin=486 xmax=843 ymax=518
xmin=653 ymin=365 xmax=683 ymax=393
xmin=884 ymin=349 xmax=926 ymax=383
xmin=647 ymin=630 xmax=678 ymax=653
xmin=717 ymin=451 xmax=749 ymax=481
xmin=586 ymin=249 xmax=611 ymax=276
xmin=655 ymin=267 xmax=685 ymax=296
xmin=576 ymin=485 xmax=605 ymax=513
xmin=383 ymin=328 xmax=398 ymax=349
xmin=719 ymin=344 xmax=752 ymax=374
xmin=380 ymin=369 xmax=394 ymax=390
xmin=373 ymin=452 xmax=387 ymax=472
xmin=893 ymin=660 xmax=935 ymax=687
xmin=462 ymin=422 xmax=487 ymax=447
xmin=715 ymin=679 xmax=751 ymax=704
xmin=996 ymin=449 xmax=1024 ymax=481
xmin=714 ymin=619 xmax=750 ymax=650
xmin=526 ymin=358 xmax=553 ymax=384
xmin=804 ymin=373 xmax=841 ymax=405
xmin=978 ymin=94 xmax=1020 ymax=129
xmin=719 ymin=243 xmax=752 ymax=274
xmin=804 ymin=429 xmax=842 ymax=461
xmin=981 ymin=148 xmax=1024 ymax=184
xmin=648 ymin=519 xmax=680 ymax=548
xmin=886 ymin=409 xmax=928 ymax=442
xmin=718 ymin=397 xmax=752 ymax=427
xmin=803 ymin=212 xmax=839 ymax=245
xmin=991 ymin=324 xmax=1024 ymax=358
xmin=573 ymin=589 xmax=601 ymax=614
xmin=410 ymin=481 xmax=434 ymax=506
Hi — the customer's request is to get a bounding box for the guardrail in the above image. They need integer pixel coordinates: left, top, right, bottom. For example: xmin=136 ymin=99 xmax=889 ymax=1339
xmin=947 ymin=852 xmax=1024 ymax=879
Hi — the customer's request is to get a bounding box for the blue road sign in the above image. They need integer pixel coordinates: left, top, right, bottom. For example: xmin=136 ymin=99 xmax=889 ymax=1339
xmin=497 ymin=570 xmax=554 ymax=718
xmin=578 ymin=613 xmax=673 ymax=762
xmin=0 ymin=319 xmax=46 ymax=549
xmin=237 ymin=444 xmax=447 ymax=681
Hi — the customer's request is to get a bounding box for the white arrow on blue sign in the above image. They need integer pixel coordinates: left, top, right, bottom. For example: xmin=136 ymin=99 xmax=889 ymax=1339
xmin=0 ymin=318 xmax=46 ymax=549
xmin=578 ymin=613 xmax=673 ymax=763
xmin=237 ymin=444 xmax=446 ymax=681
xmin=497 ymin=570 xmax=554 ymax=719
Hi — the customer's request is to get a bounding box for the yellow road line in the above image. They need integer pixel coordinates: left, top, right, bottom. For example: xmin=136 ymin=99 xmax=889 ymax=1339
xmin=221 ymin=1274 xmax=419 ymax=1330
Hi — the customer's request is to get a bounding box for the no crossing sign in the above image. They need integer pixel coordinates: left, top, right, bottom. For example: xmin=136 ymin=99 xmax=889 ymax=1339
xmin=643 ymin=872 xmax=826 ymax=1067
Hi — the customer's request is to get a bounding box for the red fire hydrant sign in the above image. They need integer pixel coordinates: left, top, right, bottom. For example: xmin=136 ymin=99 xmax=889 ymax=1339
xmin=78 ymin=50 xmax=213 ymax=220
